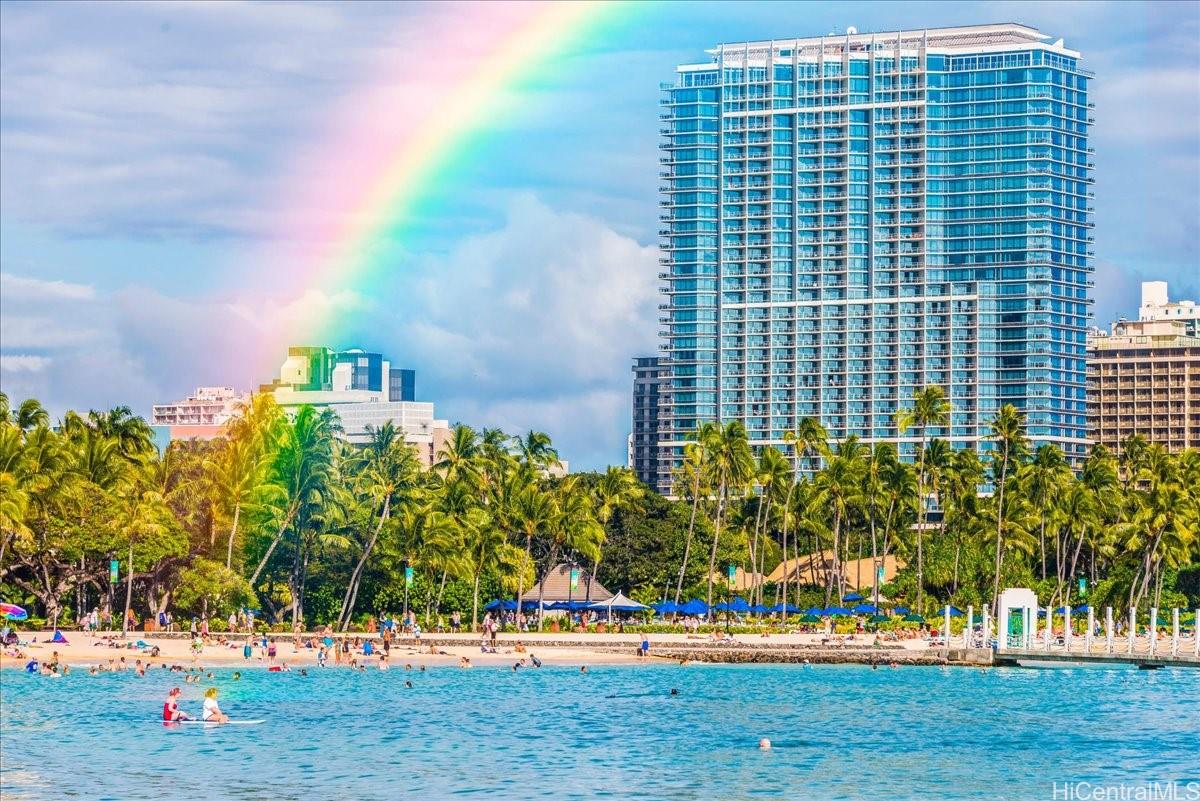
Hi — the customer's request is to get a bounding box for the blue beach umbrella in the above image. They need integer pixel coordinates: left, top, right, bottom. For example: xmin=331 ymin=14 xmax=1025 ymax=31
xmin=770 ymin=603 xmax=801 ymax=614
xmin=483 ymin=599 xmax=516 ymax=611
xmin=729 ymin=597 xmax=752 ymax=614
xmin=653 ymin=600 xmax=679 ymax=615
xmin=804 ymin=607 xmax=825 ymax=616
xmin=946 ymin=606 xmax=966 ymax=618
xmin=680 ymin=599 xmax=709 ymax=616
xmin=852 ymin=603 xmax=879 ymax=614
xmin=750 ymin=604 xmax=768 ymax=614
xmin=1074 ymin=605 xmax=1090 ymax=614
xmin=713 ymin=602 xmax=730 ymax=612
xmin=825 ymin=606 xmax=853 ymax=616
xmin=844 ymin=592 xmax=864 ymax=602
xmin=893 ymin=607 xmax=910 ymax=616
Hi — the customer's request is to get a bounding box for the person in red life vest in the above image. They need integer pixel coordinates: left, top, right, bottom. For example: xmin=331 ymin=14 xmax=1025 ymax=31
xmin=163 ymin=687 xmax=191 ymax=722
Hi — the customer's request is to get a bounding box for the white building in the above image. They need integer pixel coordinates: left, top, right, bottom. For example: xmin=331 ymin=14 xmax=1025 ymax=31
xmin=266 ymin=346 xmax=450 ymax=466
xmin=150 ymin=386 xmax=251 ymax=449
xmin=1139 ymin=281 xmax=1199 ymax=337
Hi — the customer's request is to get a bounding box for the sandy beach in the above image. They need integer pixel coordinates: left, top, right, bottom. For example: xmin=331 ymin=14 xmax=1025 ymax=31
xmin=0 ymin=630 xmax=660 ymax=671
xmin=0 ymin=628 xmax=943 ymax=673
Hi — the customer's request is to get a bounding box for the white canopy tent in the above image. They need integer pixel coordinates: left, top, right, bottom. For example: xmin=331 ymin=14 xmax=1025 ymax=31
xmin=586 ymin=592 xmax=650 ymax=622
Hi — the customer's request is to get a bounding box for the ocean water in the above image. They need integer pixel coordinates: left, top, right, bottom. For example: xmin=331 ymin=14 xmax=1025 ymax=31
xmin=1 ymin=662 xmax=1197 ymax=800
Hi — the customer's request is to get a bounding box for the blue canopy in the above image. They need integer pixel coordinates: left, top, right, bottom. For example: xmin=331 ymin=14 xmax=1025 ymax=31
xmin=679 ymin=599 xmax=709 ymax=616
xmin=804 ymin=606 xmax=825 ymax=616
xmin=653 ymin=600 xmax=679 ymax=615
xmin=750 ymin=604 xmax=769 ymax=614
xmin=1054 ymin=606 xmax=1069 ymax=615
xmin=549 ymin=600 xmax=591 ymax=611
xmin=852 ymin=603 xmax=879 ymax=614
xmin=728 ymin=597 xmax=752 ymax=613
xmin=825 ymin=606 xmax=853 ymax=616
xmin=713 ymin=602 xmax=729 ymax=612
xmin=945 ymin=606 xmax=966 ymax=618
xmin=893 ymin=606 xmax=911 ymax=616
xmin=844 ymin=592 xmax=864 ymax=602
xmin=771 ymin=603 xmax=801 ymax=614
xmin=485 ymin=599 xmax=543 ymax=611
xmin=1074 ymin=604 xmax=1091 ymax=613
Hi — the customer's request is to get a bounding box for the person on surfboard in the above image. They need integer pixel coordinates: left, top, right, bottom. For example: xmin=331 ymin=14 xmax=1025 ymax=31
xmin=163 ymin=687 xmax=191 ymax=722
xmin=202 ymin=687 xmax=229 ymax=723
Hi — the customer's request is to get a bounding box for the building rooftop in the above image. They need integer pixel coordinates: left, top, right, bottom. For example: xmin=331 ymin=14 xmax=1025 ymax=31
xmin=676 ymin=23 xmax=1081 ymax=72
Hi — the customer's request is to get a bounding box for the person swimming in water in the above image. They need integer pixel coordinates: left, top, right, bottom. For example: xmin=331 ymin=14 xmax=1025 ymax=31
xmin=202 ymin=687 xmax=229 ymax=723
xmin=163 ymin=687 xmax=191 ymax=722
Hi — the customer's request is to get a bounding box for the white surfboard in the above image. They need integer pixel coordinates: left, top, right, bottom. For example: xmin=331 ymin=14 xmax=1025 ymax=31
xmin=161 ymin=719 xmax=265 ymax=725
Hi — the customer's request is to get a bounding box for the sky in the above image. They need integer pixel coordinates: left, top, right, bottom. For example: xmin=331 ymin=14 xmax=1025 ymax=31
xmin=1 ymin=0 xmax=1198 ymax=470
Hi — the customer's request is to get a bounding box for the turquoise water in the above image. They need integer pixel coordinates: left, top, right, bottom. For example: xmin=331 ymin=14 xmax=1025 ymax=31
xmin=1 ymin=663 xmax=1197 ymax=800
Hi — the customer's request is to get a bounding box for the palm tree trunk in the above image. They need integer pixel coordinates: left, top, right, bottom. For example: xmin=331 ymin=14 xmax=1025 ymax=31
xmin=705 ymin=477 xmax=728 ymax=613
xmin=672 ymin=478 xmax=702 ymax=614
xmin=226 ymin=502 xmax=241 ymax=570
xmin=780 ymin=480 xmax=795 ymax=623
xmin=535 ymin=544 xmax=560 ymax=630
xmin=471 ymin=566 xmax=482 ymax=633
xmin=916 ymin=430 xmax=926 ymax=614
xmin=824 ymin=508 xmax=841 ymax=608
xmin=337 ymin=497 xmax=390 ymax=631
xmin=515 ymin=532 xmax=532 ymax=631
xmin=122 ymin=538 xmax=134 ymax=636
xmin=248 ymin=503 xmax=299 ymax=586
xmin=991 ymin=455 xmax=1009 ymax=617
xmin=1039 ymin=517 xmax=1046 ymax=582
xmin=431 ymin=570 xmax=448 ymax=623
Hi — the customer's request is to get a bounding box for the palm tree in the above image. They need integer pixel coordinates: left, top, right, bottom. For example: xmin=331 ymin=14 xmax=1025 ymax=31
xmin=204 ymin=437 xmax=264 ymax=569
xmin=703 ymin=421 xmax=753 ymax=612
xmin=943 ymin=448 xmax=983 ymax=594
xmin=589 ymin=466 xmax=644 ymax=603
xmin=921 ymin=437 xmax=953 ymax=611
xmin=672 ymin=423 xmax=716 ymax=610
xmin=753 ymin=446 xmax=791 ymax=607
xmin=895 ymin=386 xmax=949 ymax=613
xmin=86 ymin=406 xmax=154 ymax=460
xmin=247 ymin=406 xmax=336 ymax=627
xmin=812 ymin=437 xmax=865 ymax=606
xmin=336 ymin=423 xmax=420 ymax=630
xmin=536 ymin=477 xmax=605 ymax=619
xmin=509 ymin=473 xmax=552 ymax=625
xmin=515 ymin=430 xmax=559 ymax=473
xmin=988 ymin=404 xmax=1028 ymax=615
xmin=0 ymin=394 xmax=50 ymax=431
xmin=435 ymin=424 xmax=481 ymax=486
xmin=1024 ymin=444 xmax=1070 ymax=582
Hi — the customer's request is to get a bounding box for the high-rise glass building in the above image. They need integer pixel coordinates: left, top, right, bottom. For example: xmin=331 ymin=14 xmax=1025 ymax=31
xmin=658 ymin=23 xmax=1093 ymax=475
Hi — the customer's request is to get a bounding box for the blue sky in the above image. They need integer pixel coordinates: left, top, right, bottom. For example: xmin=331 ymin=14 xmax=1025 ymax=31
xmin=2 ymin=1 xmax=1197 ymax=469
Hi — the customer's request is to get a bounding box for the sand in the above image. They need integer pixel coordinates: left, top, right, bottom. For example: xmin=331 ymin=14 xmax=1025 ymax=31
xmin=0 ymin=630 xmax=655 ymax=671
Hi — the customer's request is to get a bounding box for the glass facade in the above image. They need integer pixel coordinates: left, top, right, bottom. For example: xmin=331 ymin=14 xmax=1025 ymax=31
xmin=659 ymin=25 xmax=1093 ymax=473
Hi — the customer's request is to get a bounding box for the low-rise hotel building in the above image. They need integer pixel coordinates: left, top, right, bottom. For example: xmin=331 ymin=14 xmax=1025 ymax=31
xmin=1087 ymin=318 xmax=1200 ymax=456
xmin=151 ymin=386 xmax=250 ymax=444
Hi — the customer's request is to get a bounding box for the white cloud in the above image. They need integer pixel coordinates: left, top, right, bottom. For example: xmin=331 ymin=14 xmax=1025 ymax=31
xmin=0 ymin=272 xmax=95 ymax=301
xmin=0 ymin=196 xmax=658 ymax=468
xmin=0 ymin=354 xmax=50 ymax=373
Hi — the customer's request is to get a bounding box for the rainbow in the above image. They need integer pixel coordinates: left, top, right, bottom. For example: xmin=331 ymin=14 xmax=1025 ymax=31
xmin=271 ymin=0 xmax=630 ymax=337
